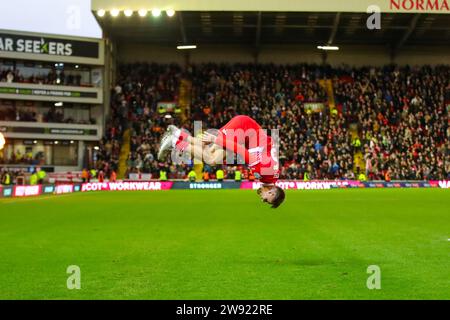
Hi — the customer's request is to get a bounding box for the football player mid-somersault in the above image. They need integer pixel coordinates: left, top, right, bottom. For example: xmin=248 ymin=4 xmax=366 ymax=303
xmin=158 ymin=115 xmax=285 ymax=208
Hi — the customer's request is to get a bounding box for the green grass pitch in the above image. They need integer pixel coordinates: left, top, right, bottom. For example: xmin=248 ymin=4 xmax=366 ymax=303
xmin=0 ymin=189 xmax=449 ymax=300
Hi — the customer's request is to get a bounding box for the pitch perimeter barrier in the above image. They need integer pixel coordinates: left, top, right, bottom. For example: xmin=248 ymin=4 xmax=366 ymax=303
xmin=240 ymin=180 xmax=447 ymax=190
xmin=0 ymin=180 xmax=449 ymax=198
xmin=172 ymin=181 xmax=241 ymax=189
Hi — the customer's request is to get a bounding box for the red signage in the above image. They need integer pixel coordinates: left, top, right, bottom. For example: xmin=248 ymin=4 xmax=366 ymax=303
xmin=81 ymin=181 xmax=173 ymax=192
xmin=14 ymin=185 xmax=42 ymax=197
xmin=390 ymin=0 xmax=450 ymax=11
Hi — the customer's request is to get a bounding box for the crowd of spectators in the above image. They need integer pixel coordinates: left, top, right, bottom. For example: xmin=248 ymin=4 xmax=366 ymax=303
xmin=186 ymin=63 xmax=352 ymax=180
xmin=334 ymin=65 xmax=449 ymax=180
xmin=0 ymin=168 xmax=26 ymax=185
xmin=0 ymin=106 xmax=95 ymax=124
xmin=0 ymin=149 xmax=45 ymax=166
xmin=97 ymin=62 xmax=449 ymax=181
xmin=91 ymin=63 xmax=180 ymax=179
xmin=0 ymin=68 xmax=85 ymax=86
xmin=93 ymin=127 xmax=122 ymax=179
xmin=93 ymin=63 xmax=183 ymax=179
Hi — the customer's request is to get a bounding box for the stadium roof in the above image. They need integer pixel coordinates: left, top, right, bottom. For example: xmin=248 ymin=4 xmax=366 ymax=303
xmin=96 ymin=12 xmax=450 ymax=50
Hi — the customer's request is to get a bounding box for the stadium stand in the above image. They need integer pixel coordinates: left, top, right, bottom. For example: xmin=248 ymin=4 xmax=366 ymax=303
xmin=97 ymin=63 xmax=449 ymax=181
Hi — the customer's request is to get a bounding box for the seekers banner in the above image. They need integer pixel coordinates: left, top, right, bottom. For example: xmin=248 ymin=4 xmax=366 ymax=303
xmin=0 ymin=33 xmax=99 ymax=58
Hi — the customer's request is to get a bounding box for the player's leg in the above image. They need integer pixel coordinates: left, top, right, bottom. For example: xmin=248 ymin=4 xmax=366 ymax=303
xmin=159 ymin=116 xmax=261 ymax=161
xmin=212 ymin=115 xmax=265 ymax=163
xmin=219 ymin=115 xmax=262 ymax=133
xmin=188 ymin=142 xmax=224 ymax=165
xmin=165 ymin=138 xmax=223 ymax=166
xmin=158 ymin=125 xmax=179 ymax=160
xmin=158 ymin=125 xmax=224 ymax=164
xmin=217 ymin=115 xmax=263 ymax=148
xmin=158 ymin=125 xmax=200 ymax=161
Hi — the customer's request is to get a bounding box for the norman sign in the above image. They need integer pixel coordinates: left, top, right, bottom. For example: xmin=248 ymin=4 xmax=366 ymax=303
xmin=390 ymin=0 xmax=450 ymax=11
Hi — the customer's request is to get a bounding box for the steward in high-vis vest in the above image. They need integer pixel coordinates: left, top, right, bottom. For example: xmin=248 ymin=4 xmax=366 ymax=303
xmin=234 ymin=169 xmax=242 ymax=182
xmin=216 ymin=168 xmax=224 ymax=182
xmin=159 ymin=170 xmax=168 ymax=181
xmin=187 ymin=170 xmax=196 ymax=182
xmin=352 ymin=137 xmax=361 ymax=149
xmin=358 ymin=172 xmax=367 ymax=182
xmin=90 ymin=169 xmax=97 ymax=180
xmin=303 ymin=171 xmax=310 ymax=182
xmin=30 ymin=172 xmax=38 ymax=185
xmin=3 ymin=172 xmax=11 ymax=185
xmin=37 ymin=169 xmax=46 ymax=184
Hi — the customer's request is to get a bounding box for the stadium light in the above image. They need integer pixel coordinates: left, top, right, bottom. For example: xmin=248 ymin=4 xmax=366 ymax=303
xmin=166 ymin=9 xmax=175 ymax=17
xmin=177 ymin=45 xmax=197 ymax=50
xmin=138 ymin=9 xmax=147 ymax=17
xmin=97 ymin=9 xmax=105 ymax=17
xmin=317 ymin=45 xmax=339 ymax=51
xmin=94 ymin=146 xmax=100 ymax=151
xmin=54 ymin=102 xmax=63 ymax=107
xmin=124 ymin=9 xmax=133 ymax=17
xmin=110 ymin=9 xmax=120 ymax=17
xmin=152 ymin=8 xmax=161 ymax=17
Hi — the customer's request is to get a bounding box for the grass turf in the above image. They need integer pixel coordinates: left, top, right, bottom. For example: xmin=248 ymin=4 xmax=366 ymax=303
xmin=0 ymin=188 xmax=448 ymax=300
